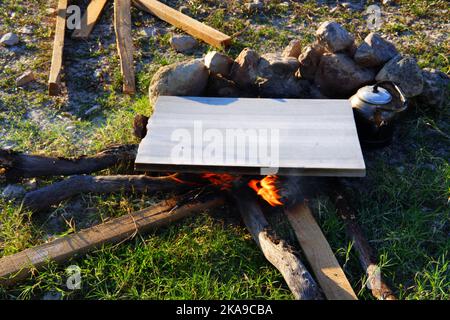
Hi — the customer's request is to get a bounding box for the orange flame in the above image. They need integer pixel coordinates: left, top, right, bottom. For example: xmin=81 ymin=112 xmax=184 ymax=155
xmin=202 ymin=173 xmax=236 ymax=190
xmin=168 ymin=173 xmax=199 ymax=186
xmin=248 ymin=175 xmax=283 ymax=206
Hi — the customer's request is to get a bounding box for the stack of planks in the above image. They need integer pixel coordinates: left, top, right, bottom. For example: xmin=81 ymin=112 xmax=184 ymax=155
xmin=48 ymin=0 xmax=231 ymax=95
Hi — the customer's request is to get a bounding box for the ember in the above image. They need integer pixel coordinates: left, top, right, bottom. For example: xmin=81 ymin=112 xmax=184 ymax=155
xmin=168 ymin=174 xmax=196 ymax=185
xmin=248 ymin=175 xmax=283 ymax=207
xmin=202 ymin=173 xmax=236 ymax=190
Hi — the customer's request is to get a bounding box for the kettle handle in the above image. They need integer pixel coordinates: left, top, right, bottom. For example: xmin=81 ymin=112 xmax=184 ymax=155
xmin=373 ymin=81 xmax=408 ymax=112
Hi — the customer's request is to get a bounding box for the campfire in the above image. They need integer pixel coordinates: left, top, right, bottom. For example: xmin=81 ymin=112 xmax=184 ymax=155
xmin=9 ymin=9 xmax=438 ymax=300
xmin=0 ymin=141 xmax=396 ymax=300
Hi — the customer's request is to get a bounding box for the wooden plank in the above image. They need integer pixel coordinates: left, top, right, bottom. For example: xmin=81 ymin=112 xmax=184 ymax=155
xmin=133 ymin=0 xmax=231 ymax=48
xmin=285 ymin=204 xmax=358 ymax=300
xmin=48 ymin=0 xmax=68 ymax=96
xmin=114 ymin=0 xmax=135 ymax=94
xmin=72 ymin=0 xmax=109 ymax=39
xmin=0 ymin=195 xmax=225 ymax=287
xmin=135 ymin=96 xmax=366 ymax=177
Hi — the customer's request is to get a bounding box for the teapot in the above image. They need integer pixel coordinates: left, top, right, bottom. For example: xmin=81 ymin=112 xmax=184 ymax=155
xmin=350 ymin=81 xmax=407 ymax=147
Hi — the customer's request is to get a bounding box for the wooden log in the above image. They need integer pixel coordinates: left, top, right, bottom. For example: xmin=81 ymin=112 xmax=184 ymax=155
xmin=232 ymin=188 xmax=322 ymax=300
xmin=285 ymin=204 xmax=358 ymax=300
xmin=48 ymin=0 xmax=68 ymax=96
xmin=0 ymin=144 xmax=137 ymax=181
xmin=72 ymin=0 xmax=109 ymax=39
xmin=0 ymin=194 xmax=225 ymax=287
xmin=23 ymin=174 xmax=181 ymax=213
xmin=114 ymin=0 xmax=136 ymax=94
xmin=133 ymin=0 xmax=232 ymax=48
xmin=330 ymin=181 xmax=397 ymax=300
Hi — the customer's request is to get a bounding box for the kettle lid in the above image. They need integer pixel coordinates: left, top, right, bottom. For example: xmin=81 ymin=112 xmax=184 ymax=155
xmin=357 ymin=85 xmax=392 ymax=104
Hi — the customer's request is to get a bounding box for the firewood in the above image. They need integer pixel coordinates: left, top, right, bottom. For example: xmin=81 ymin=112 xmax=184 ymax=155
xmin=72 ymin=0 xmax=109 ymax=39
xmin=48 ymin=0 xmax=68 ymax=96
xmin=133 ymin=0 xmax=231 ymax=48
xmin=22 ymin=174 xmax=182 ymax=213
xmin=232 ymin=187 xmax=322 ymax=300
xmin=285 ymin=203 xmax=358 ymax=300
xmin=0 ymin=144 xmax=137 ymax=181
xmin=330 ymin=180 xmax=397 ymax=300
xmin=0 ymin=194 xmax=225 ymax=287
xmin=114 ymin=0 xmax=135 ymax=94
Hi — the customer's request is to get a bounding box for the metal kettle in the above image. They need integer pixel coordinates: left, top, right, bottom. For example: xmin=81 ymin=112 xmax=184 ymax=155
xmin=350 ymin=81 xmax=407 ymax=147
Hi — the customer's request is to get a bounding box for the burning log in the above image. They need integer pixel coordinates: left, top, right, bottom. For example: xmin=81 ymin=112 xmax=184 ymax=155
xmin=330 ymin=180 xmax=397 ymax=300
xmin=0 ymin=193 xmax=225 ymax=287
xmin=232 ymin=187 xmax=322 ymax=300
xmin=23 ymin=174 xmax=182 ymax=213
xmin=0 ymin=144 xmax=138 ymax=182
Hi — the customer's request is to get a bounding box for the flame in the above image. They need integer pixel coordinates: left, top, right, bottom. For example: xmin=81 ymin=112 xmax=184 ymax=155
xmin=248 ymin=175 xmax=283 ymax=206
xmin=167 ymin=173 xmax=200 ymax=186
xmin=202 ymin=173 xmax=236 ymax=190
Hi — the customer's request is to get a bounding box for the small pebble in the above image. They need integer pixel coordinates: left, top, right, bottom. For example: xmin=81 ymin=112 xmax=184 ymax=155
xmin=170 ymin=34 xmax=198 ymax=53
xmin=20 ymin=26 xmax=33 ymax=34
xmin=0 ymin=32 xmax=19 ymax=46
xmin=16 ymin=70 xmax=35 ymax=87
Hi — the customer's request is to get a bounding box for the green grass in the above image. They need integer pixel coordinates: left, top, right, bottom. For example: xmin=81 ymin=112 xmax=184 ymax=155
xmin=0 ymin=0 xmax=449 ymax=300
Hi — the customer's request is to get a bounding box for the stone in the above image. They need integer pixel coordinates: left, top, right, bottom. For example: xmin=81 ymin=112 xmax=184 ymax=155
xmin=256 ymin=53 xmax=309 ymax=98
xmin=138 ymin=27 xmax=164 ymax=38
xmin=20 ymin=26 xmax=33 ymax=35
xmin=282 ymin=39 xmax=302 ymax=58
xmin=204 ymin=51 xmax=234 ymax=77
xmin=149 ymin=59 xmax=209 ymax=103
xmin=229 ymin=48 xmax=260 ymax=89
xmin=1 ymin=184 xmax=25 ymax=200
xmin=354 ymin=33 xmax=398 ymax=67
xmin=258 ymin=76 xmax=311 ymax=98
xmin=258 ymin=53 xmax=300 ymax=78
xmin=46 ymin=8 xmax=56 ymax=15
xmin=415 ymin=68 xmax=449 ymax=109
xmin=297 ymin=42 xmax=324 ymax=80
xmin=346 ymin=42 xmax=358 ymax=58
xmin=315 ymin=53 xmax=375 ymax=97
xmin=315 ymin=21 xmax=354 ymax=53
xmin=309 ymin=83 xmax=329 ymax=99
xmin=375 ymin=55 xmax=423 ymax=97
xmin=15 ymin=70 xmax=35 ymax=87
xmin=206 ymin=73 xmax=241 ymax=97
xmin=170 ymin=35 xmax=198 ymax=53
xmin=0 ymin=32 xmax=19 ymax=46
